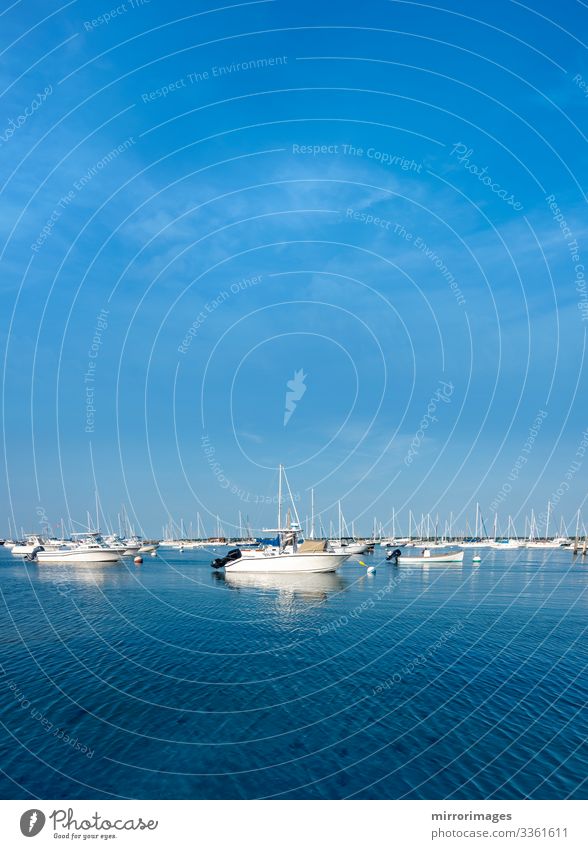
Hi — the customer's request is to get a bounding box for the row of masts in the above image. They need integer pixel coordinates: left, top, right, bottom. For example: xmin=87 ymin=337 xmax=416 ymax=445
xmin=157 ymin=497 xmax=586 ymax=546
xmin=8 ymin=493 xmax=587 ymax=549
xmin=369 ymin=503 xmax=586 ymax=543
xmin=5 ymin=502 xmax=139 ymax=542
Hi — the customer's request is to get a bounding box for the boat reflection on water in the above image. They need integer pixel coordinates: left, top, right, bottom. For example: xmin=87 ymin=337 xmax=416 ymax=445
xmin=219 ymin=569 xmax=350 ymax=603
xmin=31 ymin=560 xmax=136 ymax=589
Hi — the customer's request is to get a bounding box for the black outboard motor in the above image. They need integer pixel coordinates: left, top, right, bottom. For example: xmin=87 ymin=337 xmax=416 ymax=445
xmin=211 ymin=548 xmax=242 ymax=569
xmin=386 ymin=548 xmax=402 ymax=564
xmin=24 ymin=545 xmax=44 ymax=562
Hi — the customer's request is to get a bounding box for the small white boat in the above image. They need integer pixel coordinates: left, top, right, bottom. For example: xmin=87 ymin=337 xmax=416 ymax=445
xmin=489 ymin=539 xmax=524 ymax=549
xmin=391 ymin=548 xmax=464 ymax=565
xmin=328 ymin=539 xmax=371 ymax=555
xmin=35 ymin=533 xmax=121 ymax=563
xmin=104 ymin=534 xmax=141 ymax=555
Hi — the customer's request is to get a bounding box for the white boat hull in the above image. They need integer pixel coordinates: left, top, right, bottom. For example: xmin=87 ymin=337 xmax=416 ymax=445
xmin=36 ymin=548 xmax=121 ymax=563
xmin=329 ymin=542 xmax=370 ymax=555
xmin=12 ymin=539 xmax=45 ymax=555
xmin=395 ymin=551 xmax=465 ymax=564
xmin=12 ymin=545 xmax=40 ymax=555
xmin=225 ymin=552 xmax=350 ymax=574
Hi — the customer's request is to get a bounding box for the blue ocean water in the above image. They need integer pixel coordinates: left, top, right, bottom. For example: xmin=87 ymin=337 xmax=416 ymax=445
xmin=0 ymin=545 xmax=587 ymax=799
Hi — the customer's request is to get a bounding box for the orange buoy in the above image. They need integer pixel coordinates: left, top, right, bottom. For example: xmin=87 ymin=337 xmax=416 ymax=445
xmin=134 ymin=556 xmax=143 ymax=565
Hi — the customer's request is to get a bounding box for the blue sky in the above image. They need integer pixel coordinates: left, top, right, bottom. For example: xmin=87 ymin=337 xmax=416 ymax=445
xmin=1 ymin=0 xmax=587 ymax=537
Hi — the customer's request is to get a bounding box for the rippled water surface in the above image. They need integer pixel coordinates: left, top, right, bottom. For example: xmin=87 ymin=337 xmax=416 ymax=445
xmin=1 ymin=546 xmax=587 ymax=799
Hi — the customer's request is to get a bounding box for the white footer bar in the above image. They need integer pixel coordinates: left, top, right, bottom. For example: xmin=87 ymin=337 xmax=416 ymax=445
xmin=0 ymin=799 xmax=586 ymax=847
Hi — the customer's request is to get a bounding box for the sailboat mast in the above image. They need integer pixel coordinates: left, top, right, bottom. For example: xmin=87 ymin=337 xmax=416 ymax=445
xmin=277 ymin=465 xmax=282 ymax=533
xmin=310 ymin=488 xmax=315 ymax=540
xmin=574 ymin=509 xmax=581 ymax=553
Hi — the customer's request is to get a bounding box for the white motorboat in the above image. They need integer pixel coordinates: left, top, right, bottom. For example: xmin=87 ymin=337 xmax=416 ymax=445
xmin=214 ymin=466 xmax=351 ymax=574
xmin=379 ymin=537 xmax=409 ymax=547
xmin=35 ymin=533 xmax=121 ymax=563
xmin=390 ymin=547 xmax=464 ymax=565
xmin=223 ymin=540 xmax=350 ymax=574
xmin=328 ymin=538 xmax=371 ymax=555
xmin=121 ymin=536 xmax=142 ymax=555
xmin=11 ymin=535 xmax=46 ymax=555
xmin=104 ymin=534 xmax=141 ymax=555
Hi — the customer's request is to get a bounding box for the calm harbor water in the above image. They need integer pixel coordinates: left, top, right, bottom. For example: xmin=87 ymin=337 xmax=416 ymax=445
xmin=0 ymin=545 xmax=587 ymax=799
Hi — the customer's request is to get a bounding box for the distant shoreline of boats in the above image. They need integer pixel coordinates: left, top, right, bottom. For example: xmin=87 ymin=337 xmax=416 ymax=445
xmin=1 ymin=490 xmax=587 ymax=569
xmin=1 ymin=530 xmax=586 ymax=570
